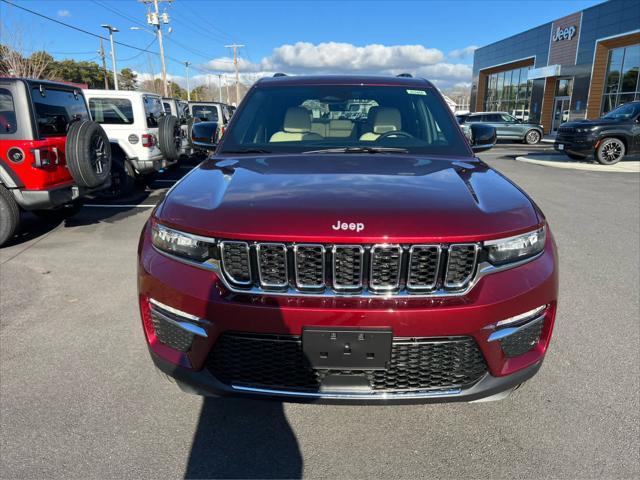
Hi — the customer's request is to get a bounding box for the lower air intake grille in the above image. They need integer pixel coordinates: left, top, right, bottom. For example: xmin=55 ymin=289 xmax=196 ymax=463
xmin=151 ymin=310 xmax=194 ymax=352
xmin=206 ymin=333 xmax=487 ymax=393
xmin=500 ymin=317 xmax=544 ymax=357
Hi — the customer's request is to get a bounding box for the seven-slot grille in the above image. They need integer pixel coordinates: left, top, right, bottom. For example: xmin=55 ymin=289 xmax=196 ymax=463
xmin=219 ymin=241 xmax=479 ymax=295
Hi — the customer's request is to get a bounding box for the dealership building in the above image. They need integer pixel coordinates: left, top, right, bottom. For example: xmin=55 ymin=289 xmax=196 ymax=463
xmin=470 ymin=0 xmax=640 ymax=134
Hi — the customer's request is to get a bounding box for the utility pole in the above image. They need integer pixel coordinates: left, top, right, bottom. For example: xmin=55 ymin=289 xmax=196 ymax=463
xmin=101 ymin=24 xmax=119 ymax=90
xmin=184 ymin=61 xmax=191 ymax=101
xmin=224 ymin=43 xmax=244 ymax=105
xmin=98 ymin=39 xmax=109 ymax=89
xmin=224 ymin=74 xmax=230 ymax=104
xmin=216 ymin=74 xmax=223 ymax=103
xmin=140 ymin=0 xmax=171 ymax=97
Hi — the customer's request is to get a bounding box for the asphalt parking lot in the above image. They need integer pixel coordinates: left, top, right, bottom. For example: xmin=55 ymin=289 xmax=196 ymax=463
xmin=1 ymin=144 xmax=638 ymax=479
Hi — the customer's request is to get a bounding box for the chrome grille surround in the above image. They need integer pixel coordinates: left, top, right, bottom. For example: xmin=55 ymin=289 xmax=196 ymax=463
xmin=256 ymin=243 xmax=288 ymax=289
xmin=156 ymin=238 xmax=546 ymax=298
xmin=332 ymin=245 xmax=365 ymax=291
xmin=219 ymin=241 xmax=252 ymax=286
xmin=369 ymin=244 xmax=402 ymax=292
xmin=407 ymin=244 xmax=442 ymax=291
xmin=444 ymin=243 xmax=480 ymax=289
xmin=293 ymin=244 xmax=325 ymax=289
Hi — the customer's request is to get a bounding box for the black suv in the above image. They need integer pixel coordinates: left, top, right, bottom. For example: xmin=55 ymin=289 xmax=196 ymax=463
xmin=554 ymin=102 xmax=640 ymax=164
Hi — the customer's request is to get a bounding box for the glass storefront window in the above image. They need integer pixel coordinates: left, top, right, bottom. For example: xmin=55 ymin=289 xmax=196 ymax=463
xmin=602 ymin=44 xmax=640 ymax=114
xmin=483 ymin=66 xmax=533 ymax=120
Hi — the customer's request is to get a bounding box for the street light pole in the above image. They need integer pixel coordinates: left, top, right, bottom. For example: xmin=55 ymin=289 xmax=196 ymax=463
xmin=101 ymin=24 xmax=119 ymax=90
xmin=184 ymin=61 xmax=191 ymax=101
xmin=216 ymin=74 xmax=223 ymax=103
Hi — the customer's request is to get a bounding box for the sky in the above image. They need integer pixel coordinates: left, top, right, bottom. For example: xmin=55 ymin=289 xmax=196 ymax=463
xmin=0 ymin=0 xmax=605 ymax=90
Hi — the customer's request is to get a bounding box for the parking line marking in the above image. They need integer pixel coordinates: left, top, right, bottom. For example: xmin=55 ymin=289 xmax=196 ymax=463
xmin=84 ymin=204 xmax=157 ymax=208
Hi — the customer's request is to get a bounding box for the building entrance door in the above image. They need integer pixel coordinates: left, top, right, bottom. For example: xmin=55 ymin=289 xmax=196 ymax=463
xmin=552 ymin=97 xmax=571 ymax=133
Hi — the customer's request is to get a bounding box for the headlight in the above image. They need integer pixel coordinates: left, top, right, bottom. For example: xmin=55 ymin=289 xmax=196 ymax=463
xmin=485 ymin=227 xmax=546 ymax=265
xmin=575 ymin=127 xmax=596 ymax=133
xmin=151 ymin=222 xmax=216 ymax=261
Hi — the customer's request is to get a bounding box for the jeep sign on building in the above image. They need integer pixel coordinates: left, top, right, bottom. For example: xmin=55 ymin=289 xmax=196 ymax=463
xmin=470 ymin=0 xmax=640 ymax=134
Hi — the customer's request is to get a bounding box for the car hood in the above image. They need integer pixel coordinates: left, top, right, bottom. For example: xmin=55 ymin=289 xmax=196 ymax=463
xmin=561 ymin=118 xmax=625 ymax=128
xmin=157 ymin=154 xmax=540 ymax=242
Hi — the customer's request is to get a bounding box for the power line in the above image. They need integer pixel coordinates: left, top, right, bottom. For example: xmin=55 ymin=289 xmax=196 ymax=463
xmin=90 ymin=0 xmax=147 ymax=29
xmin=0 ymin=0 xmax=186 ymax=68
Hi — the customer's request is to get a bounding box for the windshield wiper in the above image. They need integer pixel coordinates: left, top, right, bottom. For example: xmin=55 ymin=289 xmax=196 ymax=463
xmin=303 ymin=146 xmax=409 ymax=154
xmin=223 ymin=148 xmax=272 ymax=154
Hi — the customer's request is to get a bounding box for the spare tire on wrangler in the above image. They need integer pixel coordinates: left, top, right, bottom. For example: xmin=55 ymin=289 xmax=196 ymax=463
xmin=158 ymin=115 xmax=181 ymax=161
xmin=66 ymin=120 xmax=112 ymax=188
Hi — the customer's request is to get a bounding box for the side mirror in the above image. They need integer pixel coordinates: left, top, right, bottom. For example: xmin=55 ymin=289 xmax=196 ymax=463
xmin=191 ymin=121 xmax=219 ymax=151
xmin=470 ymin=124 xmax=496 ymax=153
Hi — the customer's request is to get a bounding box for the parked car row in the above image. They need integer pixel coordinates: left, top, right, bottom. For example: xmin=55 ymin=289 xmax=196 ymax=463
xmin=0 ymin=77 xmax=235 ymax=246
xmin=456 ymin=103 xmax=640 ymax=164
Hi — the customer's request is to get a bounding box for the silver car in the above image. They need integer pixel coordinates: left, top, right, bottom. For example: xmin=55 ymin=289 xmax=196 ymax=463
xmin=458 ymin=112 xmax=543 ymax=144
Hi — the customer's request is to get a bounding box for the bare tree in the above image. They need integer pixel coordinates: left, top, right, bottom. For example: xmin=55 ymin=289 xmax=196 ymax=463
xmin=0 ymin=23 xmax=51 ymax=78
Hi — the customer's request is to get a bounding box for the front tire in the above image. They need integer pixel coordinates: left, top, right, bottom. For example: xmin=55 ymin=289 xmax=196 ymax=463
xmin=0 ymin=184 xmax=20 ymax=247
xmin=596 ymin=138 xmax=625 ymax=165
xmin=524 ymin=129 xmax=541 ymax=145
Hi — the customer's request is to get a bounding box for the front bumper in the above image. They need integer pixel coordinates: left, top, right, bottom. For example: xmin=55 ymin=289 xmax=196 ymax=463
xmin=554 ymin=135 xmax=596 ymax=155
xmin=150 ymin=346 xmax=543 ymax=404
xmin=138 ymin=224 xmax=558 ymax=403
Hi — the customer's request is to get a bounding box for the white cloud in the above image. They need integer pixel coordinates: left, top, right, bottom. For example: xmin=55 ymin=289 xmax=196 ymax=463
xmin=57 ymin=10 xmax=71 ymax=18
xmin=156 ymin=41 xmax=472 ymax=90
xmin=261 ymin=42 xmax=443 ymax=72
xmin=448 ymin=45 xmax=478 ymax=59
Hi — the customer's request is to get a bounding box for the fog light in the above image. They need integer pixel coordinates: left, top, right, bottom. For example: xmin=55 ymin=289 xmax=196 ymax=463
xmin=488 ymin=305 xmax=547 ymax=357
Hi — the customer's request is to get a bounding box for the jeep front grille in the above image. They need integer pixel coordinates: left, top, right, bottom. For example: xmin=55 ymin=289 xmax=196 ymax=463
xmin=219 ymin=241 xmax=479 ymax=296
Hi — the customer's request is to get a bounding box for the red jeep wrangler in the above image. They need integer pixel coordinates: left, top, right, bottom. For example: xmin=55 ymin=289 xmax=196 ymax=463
xmin=0 ymin=78 xmax=112 ymax=246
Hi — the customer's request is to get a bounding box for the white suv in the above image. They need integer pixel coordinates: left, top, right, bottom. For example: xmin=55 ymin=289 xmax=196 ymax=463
xmin=85 ymin=90 xmax=173 ymax=196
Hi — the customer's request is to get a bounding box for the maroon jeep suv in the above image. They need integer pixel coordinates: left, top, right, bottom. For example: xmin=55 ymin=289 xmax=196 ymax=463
xmin=138 ymin=74 xmax=558 ymax=403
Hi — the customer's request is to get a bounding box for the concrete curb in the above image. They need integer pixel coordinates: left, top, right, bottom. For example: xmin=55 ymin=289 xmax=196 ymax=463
xmin=515 ymin=155 xmax=640 ymax=173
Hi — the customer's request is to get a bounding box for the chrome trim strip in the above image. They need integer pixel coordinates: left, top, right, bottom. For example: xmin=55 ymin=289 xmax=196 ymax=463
xmin=153 ymin=245 xmax=544 ymax=298
xmin=406 ymin=244 xmax=441 ymax=291
xmin=484 ymin=226 xmax=545 ymax=246
xmin=231 ymin=384 xmax=462 ymax=399
xmin=369 ymin=244 xmax=402 ymax=292
xmin=444 ymin=243 xmax=480 ymax=289
xmin=487 ymin=314 xmax=544 ymax=342
xmin=293 ymin=244 xmax=325 ymax=289
xmin=149 ymin=302 xmax=208 ymax=338
xmin=256 ymin=242 xmax=289 ymax=288
xmin=332 ymin=245 xmax=365 ymax=290
xmin=149 ymin=298 xmax=206 ymax=323
xmin=219 ymin=240 xmax=252 ymax=286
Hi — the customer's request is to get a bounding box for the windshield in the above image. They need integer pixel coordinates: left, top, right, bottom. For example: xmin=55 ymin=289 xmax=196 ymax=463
xmin=604 ymin=102 xmax=640 ymax=119
xmin=192 ymin=104 xmax=219 ymax=122
xmin=221 ymin=85 xmax=470 ymax=156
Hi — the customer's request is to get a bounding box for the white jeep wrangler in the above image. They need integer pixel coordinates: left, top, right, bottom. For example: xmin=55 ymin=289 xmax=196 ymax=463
xmin=84 ymin=90 xmax=180 ymax=196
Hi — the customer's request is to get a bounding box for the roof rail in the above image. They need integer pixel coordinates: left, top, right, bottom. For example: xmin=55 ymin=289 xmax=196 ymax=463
xmin=273 ymin=73 xmax=287 ymax=77
xmin=396 ymin=73 xmax=413 ymax=78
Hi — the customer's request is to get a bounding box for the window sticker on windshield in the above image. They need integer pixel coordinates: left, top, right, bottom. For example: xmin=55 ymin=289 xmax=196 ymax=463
xmin=406 ymin=89 xmax=427 ymax=95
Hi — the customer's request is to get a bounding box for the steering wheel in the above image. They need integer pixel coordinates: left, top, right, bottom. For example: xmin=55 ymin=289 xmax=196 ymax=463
xmin=375 ymin=130 xmax=414 ymax=141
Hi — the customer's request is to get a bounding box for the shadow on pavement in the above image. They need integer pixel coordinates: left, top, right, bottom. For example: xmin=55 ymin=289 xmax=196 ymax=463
xmin=184 ymin=398 xmax=302 ymax=479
